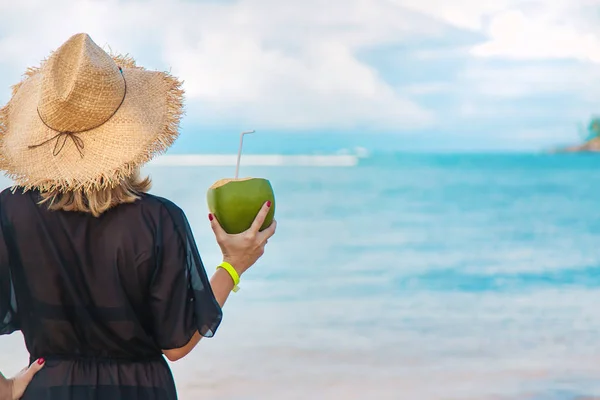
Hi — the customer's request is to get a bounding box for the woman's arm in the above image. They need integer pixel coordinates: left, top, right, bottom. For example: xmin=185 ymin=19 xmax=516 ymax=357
xmin=162 ymin=268 xmax=234 ymax=362
xmin=161 ymin=202 xmax=276 ymax=362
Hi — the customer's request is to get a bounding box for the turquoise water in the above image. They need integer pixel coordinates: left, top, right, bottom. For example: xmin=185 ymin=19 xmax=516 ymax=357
xmin=2 ymin=153 xmax=600 ymax=399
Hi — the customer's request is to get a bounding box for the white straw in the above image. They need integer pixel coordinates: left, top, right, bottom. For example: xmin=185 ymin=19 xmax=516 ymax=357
xmin=235 ymin=130 xmax=255 ymax=179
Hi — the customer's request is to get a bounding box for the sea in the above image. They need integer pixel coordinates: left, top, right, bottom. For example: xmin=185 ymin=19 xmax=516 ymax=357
xmin=2 ymin=152 xmax=600 ymax=400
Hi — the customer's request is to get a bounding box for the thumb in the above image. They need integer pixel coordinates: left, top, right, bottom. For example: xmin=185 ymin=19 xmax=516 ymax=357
xmin=22 ymin=359 xmax=45 ymax=382
xmin=208 ymin=213 xmax=226 ymax=238
xmin=11 ymin=359 xmax=44 ymax=398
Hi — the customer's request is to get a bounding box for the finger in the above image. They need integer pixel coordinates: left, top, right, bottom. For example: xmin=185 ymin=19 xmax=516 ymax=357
xmin=258 ymin=220 xmax=277 ymax=243
xmin=250 ymin=201 xmax=272 ymax=233
xmin=208 ymin=213 xmax=226 ymax=239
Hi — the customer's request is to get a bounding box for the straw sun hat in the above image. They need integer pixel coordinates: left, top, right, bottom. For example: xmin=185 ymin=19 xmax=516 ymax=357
xmin=0 ymin=32 xmax=184 ymax=193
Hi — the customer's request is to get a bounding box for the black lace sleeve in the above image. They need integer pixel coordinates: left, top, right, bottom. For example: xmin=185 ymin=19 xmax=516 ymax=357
xmin=149 ymin=201 xmax=223 ymax=349
xmin=0 ymin=203 xmax=18 ymax=336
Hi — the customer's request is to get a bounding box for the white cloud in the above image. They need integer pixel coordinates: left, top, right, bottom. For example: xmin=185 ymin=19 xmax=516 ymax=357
xmin=393 ymin=0 xmax=516 ymax=31
xmin=1 ymin=0 xmax=599 ymax=136
xmin=397 ymin=0 xmax=600 ymax=64
xmin=471 ymin=4 xmax=600 ymax=63
xmin=432 ymin=1 xmax=600 ymax=125
xmin=162 ymin=10 xmax=433 ymax=130
xmin=0 ymin=0 xmax=438 ymax=131
xmin=400 ymin=82 xmax=455 ymax=95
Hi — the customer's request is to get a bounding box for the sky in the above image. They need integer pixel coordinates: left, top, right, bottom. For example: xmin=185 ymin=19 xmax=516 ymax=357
xmin=1 ymin=0 xmax=600 ymax=153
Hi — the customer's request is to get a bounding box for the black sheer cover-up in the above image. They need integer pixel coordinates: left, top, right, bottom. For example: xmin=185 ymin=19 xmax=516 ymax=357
xmin=0 ymin=188 xmax=223 ymax=399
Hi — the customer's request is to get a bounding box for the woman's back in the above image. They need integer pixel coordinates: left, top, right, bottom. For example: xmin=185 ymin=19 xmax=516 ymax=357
xmin=0 ymin=188 xmax=222 ymax=399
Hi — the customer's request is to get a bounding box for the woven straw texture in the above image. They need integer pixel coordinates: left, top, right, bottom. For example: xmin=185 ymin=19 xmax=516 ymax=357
xmin=0 ymin=33 xmax=184 ymax=193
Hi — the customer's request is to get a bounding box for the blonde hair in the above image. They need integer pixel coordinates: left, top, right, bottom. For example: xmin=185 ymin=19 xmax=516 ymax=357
xmin=39 ymin=172 xmax=151 ymax=217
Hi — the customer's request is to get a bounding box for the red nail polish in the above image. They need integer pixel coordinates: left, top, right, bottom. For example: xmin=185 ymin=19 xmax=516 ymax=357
xmin=37 ymin=358 xmax=44 ymax=365
xmin=208 ymin=214 xmax=214 ymax=221
xmin=266 ymin=201 xmax=271 ymax=207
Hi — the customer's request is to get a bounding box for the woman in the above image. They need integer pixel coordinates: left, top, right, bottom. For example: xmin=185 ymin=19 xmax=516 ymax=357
xmin=0 ymin=33 xmax=276 ymax=399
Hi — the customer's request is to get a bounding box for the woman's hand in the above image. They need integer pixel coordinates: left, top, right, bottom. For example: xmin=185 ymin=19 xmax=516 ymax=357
xmin=0 ymin=359 xmax=45 ymax=400
xmin=209 ymin=201 xmax=277 ymax=276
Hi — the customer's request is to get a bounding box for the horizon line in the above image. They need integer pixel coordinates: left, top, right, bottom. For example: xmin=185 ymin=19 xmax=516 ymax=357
xmin=150 ymin=154 xmax=361 ymax=167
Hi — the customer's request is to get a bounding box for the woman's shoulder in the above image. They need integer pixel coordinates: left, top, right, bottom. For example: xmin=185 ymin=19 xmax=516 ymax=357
xmin=136 ymin=194 xmax=194 ymax=238
xmin=137 ymin=193 xmax=187 ymax=222
xmin=0 ymin=186 xmax=35 ymax=206
xmin=138 ymin=193 xmax=181 ymax=211
xmin=0 ymin=189 xmax=190 ymax=229
xmin=0 ymin=186 xmax=24 ymax=198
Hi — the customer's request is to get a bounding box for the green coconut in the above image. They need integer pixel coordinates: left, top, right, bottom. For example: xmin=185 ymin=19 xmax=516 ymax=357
xmin=206 ymin=130 xmax=276 ymax=234
xmin=207 ymin=177 xmax=276 ymax=234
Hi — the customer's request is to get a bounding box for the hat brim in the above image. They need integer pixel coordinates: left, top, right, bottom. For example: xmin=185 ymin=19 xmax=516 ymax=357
xmin=0 ymin=55 xmax=184 ymax=193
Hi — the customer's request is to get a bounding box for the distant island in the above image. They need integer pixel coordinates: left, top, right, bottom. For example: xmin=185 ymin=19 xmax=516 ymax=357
xmin=552 ymin=118 xmax=600 ymax=153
